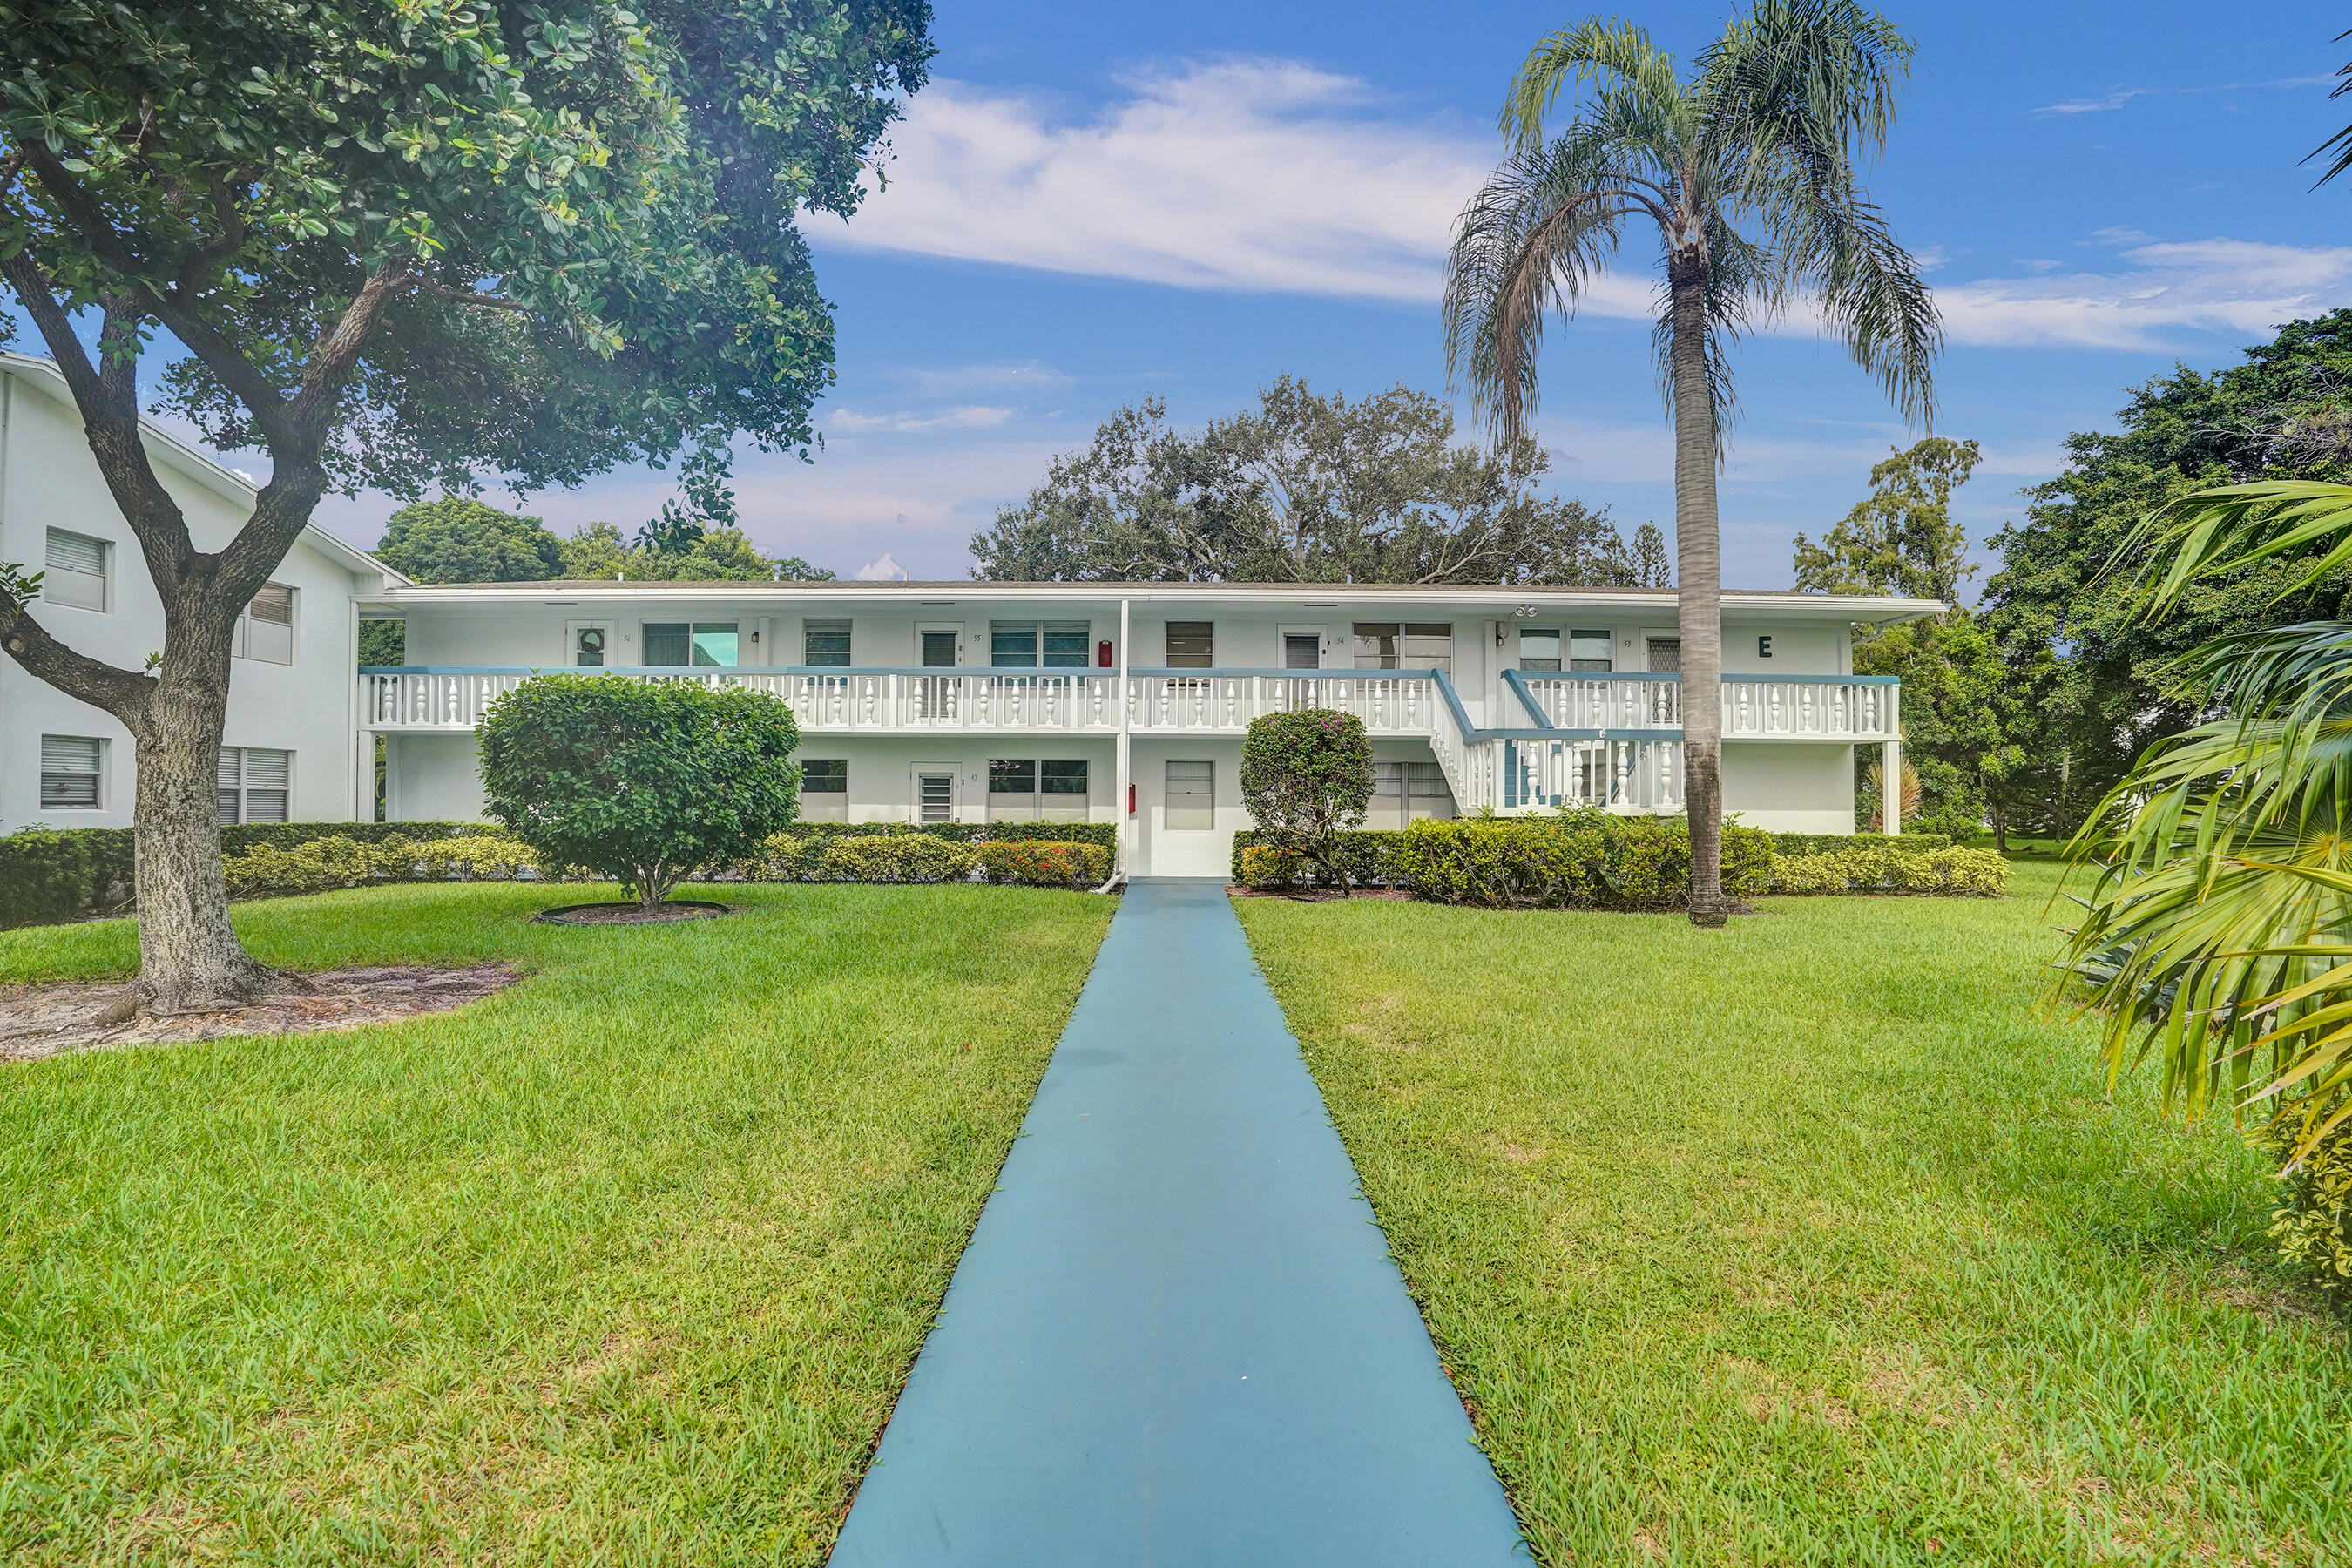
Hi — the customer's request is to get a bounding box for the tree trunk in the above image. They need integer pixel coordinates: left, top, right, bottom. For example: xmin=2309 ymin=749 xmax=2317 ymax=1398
xmin=131 ymin=628 xmax=284 ymax=1009
xmin=1666 ymin=252 xmax=1727 ymax=927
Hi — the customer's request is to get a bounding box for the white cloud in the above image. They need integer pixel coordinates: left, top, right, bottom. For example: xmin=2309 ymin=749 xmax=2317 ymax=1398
xmin=2028 ymin=73 xmax=2332 ymax=117
xmin=900 ymin=359 xmax=1073 ymax=395
xmin=852 ymin=551 xmax=911 ymax=581
xmin=1934 ymin=237 xmax=2352 ymax=349
xmin=815 ymin=58 xmax=1673 ymax=313
xmin=825 ymin=403 xmax=1019 ymax=435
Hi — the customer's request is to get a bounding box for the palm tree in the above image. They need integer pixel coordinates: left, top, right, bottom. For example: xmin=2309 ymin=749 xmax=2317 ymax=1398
xmin=2063 ymin=479 xmax=2352 ymax=1163
xmin=1443 ymin=1 xmax=1940 ymax=924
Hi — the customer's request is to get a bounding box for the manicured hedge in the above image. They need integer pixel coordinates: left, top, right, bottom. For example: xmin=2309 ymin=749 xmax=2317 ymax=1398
xmin=1765 ymin=830 xmax=1951 ymax=856
xmin=1233 ymin=819 xmax=1996 ymax=905
xmin=0 ymin=821 xmax=490 ymax=929
xmin=2 ymin=818 xmax=1118 ymax=929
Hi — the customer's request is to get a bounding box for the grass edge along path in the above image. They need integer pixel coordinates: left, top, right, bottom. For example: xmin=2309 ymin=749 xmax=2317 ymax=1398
xmin=0 ymin=881 xmax=1113 ymax=1566
xmin=1233 ymin=865 xmax=2352 ymax=1567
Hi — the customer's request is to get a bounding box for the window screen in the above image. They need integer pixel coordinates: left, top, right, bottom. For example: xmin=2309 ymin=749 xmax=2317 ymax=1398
xmin=240 ymin=583 xmax=294 ymax=664
xmin=1569 ymin=630 xmax=1612 ymax=672
xmin=217 ymin=746 xmax=290 ymax=824
xmin=640 ymin=622 xmax=737 ymax=667
xmin=803 ymin=619 xmax=852 ymax=666
xmin=801 ymin=760 xmax=848 ymax=792
xmin=990 ymin=620 xmax=1092 ymax=668
xmin=1353 ymin=623 xmax=1453 ymax=674
xmin=1165 ymin=760 xmax=1214 ymax=829
xmin=1284 ymin=633 xmax=1321 ymax=670
xmin=1165 ymin=621 xmax=1213 ymax=669
xmin=39 ymin=734 xmax=103 ymax=810
xmin=44 ymin=529 xmax=108 ymax=611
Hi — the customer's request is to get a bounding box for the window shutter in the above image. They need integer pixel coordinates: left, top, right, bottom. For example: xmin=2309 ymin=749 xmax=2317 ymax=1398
xmin=45 ymin=530 xmax=106 ymax=575
xmin=249 ymin=584 xmax=294 ymax=624
xmin=42 ymin=735 xmax=101 ymax=774
xmin=242 ymin=747 xmax=290 ymax=822
xmin=42 ymin=530 xmax=108 ymax=610
xmin=40 ymin=735 xmax=103 ymax=810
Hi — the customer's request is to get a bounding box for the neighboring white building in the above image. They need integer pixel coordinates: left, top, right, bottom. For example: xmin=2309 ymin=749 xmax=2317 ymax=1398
xmin=0 ymin=354 xmax=405 ymax=835
xmin=359 ymin=579 xmax=1940 ymax=878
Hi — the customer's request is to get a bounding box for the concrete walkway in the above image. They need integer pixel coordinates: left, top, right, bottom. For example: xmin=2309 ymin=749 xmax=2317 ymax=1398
xmin=829 ymin=881 xmax=1528 ymax=1567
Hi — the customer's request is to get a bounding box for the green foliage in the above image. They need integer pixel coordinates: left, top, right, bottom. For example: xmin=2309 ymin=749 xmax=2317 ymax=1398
xmin=1388 ymin=814 xmax=1774 ymax=910
xmin=375 ymin=498 xmax=563 ymax=585
xmin=556 ymin=520 xmax=833 ymax=584
xmin=1231 ymin=829 xmax=1403 ymax=889
xmin=809 ymin=834 xmax=976 ymax=885
xmin=1 ymin=1 xmax=936 ymax=495
xmin=478 ymin=674 xmax=801 ymax=905
xmin=2260 ymin=1099 xmax=2352 ymax=1309
xmin=1239 ymin=709 xmax=1376 ymax=890
xmin=1768 ymin=845 xmax=2007 ymax=896
xmin=975 ymin=840 xmax=1111 ymax=889
xmin=970 ymin=381 xmax=1661 ymax=585
xmin=1794 ymin=437 xmax=1982 ymax=604
xmin=1238 ymin=843 xmax=1305 ymax=890
xmin=0 ymin=829 xmax=133 ymax=928
xmin=1982 ymin=311 xmax=2352 ymax=837
xmin=357 ymin=619 xmax=405 ymax=667
xmin=1763 ymin=830 xmax=1950 ymax=856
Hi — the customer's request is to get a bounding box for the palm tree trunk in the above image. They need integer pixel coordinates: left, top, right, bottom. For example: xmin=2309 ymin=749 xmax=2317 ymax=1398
xmin=1666 ymin=251 xmax=1727 ymax=926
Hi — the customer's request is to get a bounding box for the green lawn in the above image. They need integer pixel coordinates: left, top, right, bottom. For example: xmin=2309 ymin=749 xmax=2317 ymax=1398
xmin=0 ymin=882 xmax=1113 ymax=1566
xmin=1235 ymin=865 xmax=2352 ymax=1567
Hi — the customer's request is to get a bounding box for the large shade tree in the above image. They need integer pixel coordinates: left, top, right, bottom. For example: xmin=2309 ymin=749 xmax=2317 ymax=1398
xmin=0 ymin=0 xmax=931 ymax=1009
xmin=1443 ymin=0 xmax=1939 ymax=924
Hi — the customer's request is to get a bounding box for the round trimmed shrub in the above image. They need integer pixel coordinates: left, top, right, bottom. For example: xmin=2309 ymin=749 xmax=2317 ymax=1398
xmin=478 ymin=674 xmax=801 ymax=906
xmin=1240 ymin=708 xmax=1375 ymax=895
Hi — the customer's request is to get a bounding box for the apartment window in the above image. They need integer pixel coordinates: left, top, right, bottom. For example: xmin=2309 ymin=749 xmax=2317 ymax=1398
xmin=236 ymin=582 xmax=295 ymax=664
xmin=217 ymin=746 xmax=290 ymax=824
xmin=1517 ymin=627 xmax=1560 ymax=672
xmin=1568 ymin=630 xmax=1612 ymax=672
xmin=1371 ymin=760 xmax=1457 ymax=828
xmin=1165 ymin=621 xmax=1214 ymax=669
xmin=43 ymin=529 xmax=108 ymax=612
xmin=1165 ymin=760 xmax=1214 ymax=829
xmin=1283 ymin=633 xmax=1321 ymax=670
xmin=803 ymin=619 xmax=852 ymax=666
xmin=919 ymin=629 xmax=958 ymax=667
xmin=988 ymin=759 xmax=1089 ymax=822
xmin=990 ymin=619 xmax=1091 ymax=668
xmin=1353 ymin=622 xmax=1453 ymax=675
xmin=645 ymin=622 xmax=738 ymax=667
xmin=800 ymin=759 xmax=848 ymax=822
xmin=39 ymin=734 xmax=104 ymax=811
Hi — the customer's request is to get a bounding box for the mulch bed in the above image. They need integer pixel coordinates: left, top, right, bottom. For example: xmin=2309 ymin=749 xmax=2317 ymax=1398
xmin=0 ymin=963 xmax=524 ymax=1064
xmin=534 ymin=900 xmax=735 ymax=925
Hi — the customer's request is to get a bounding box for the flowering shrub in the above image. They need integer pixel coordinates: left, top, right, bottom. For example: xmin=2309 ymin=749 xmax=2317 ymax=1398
xmin=977 ymin=840 xmax=1110 ymax=888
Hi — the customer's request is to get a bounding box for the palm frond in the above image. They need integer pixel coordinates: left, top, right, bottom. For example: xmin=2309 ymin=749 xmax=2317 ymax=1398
xmin=2115 ymin=479 xmax=2352 ymax=617
xmin=1443 ymin=130 xmax=1648 ymax=445
xmin=1504 ymin=20 xmax=1682 ymax=149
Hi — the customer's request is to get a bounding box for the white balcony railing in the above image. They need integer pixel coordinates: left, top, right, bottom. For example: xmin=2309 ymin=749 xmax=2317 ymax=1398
xmin=1501 ymin=737 xmax=1686 ymax=813
xmin=359 ymin=667 xmax=1450 ymax=736
xmin=1512 ymin=672 xmax=1896 ymax=741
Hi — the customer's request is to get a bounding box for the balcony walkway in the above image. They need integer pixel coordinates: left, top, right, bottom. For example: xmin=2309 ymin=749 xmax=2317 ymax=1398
xmin=826 ymin=882 xmax=1527 ymax=1567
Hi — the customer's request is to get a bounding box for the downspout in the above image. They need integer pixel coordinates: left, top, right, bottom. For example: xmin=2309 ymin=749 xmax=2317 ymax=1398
xmin=1095 ymin=597 xmax=1131 ymax=892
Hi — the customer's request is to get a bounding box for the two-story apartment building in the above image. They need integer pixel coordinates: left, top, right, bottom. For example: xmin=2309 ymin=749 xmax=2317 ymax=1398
xmin=0 ymin=354 xmax=404 ymax=835
xmin=0 ymin=353 xmax=1941 ymax=875
xmin=360 ymin=578 xmax=1937 ymax=878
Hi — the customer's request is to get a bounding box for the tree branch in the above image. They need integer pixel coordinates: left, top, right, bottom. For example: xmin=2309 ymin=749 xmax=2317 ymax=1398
xmin=288 ymin=260 xmax=410 ymax=435
xmin=0 ymin=595 xmax=154 ymax=722
xmin=416 ymin=279 xmax=536 ymax=315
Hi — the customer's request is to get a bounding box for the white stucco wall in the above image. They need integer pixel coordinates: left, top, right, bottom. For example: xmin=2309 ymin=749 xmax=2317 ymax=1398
xmin=0 ymin=360 xmax=387 ymax=833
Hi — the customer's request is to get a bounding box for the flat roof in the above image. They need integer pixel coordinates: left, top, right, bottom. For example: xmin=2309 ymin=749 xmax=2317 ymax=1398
xmin=362 ymin=579 xmax=1944 ymax=622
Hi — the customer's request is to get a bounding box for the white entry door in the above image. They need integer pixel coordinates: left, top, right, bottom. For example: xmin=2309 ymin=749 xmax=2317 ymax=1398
xmin=913 ymin=765 xmax=957 ymax=824
xmin=564 ymin=620 xmax=615 ymax=668
xmin=1150 ymin=759 xmax=1232 ymax=878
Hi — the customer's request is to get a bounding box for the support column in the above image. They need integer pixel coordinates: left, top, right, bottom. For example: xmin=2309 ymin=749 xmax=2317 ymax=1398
xmin=1115 ymin=598 xmax=1132 ymax=881
xmin=1882 ymin=737 xmax=1902 ymax=837
xmin=1882 ymin=681 xmax=1902 ymax=836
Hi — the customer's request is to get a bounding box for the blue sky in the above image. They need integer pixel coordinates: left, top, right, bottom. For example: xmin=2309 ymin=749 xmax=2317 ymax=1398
xmin=302 ymin=4 xmax=2352 ymax=586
